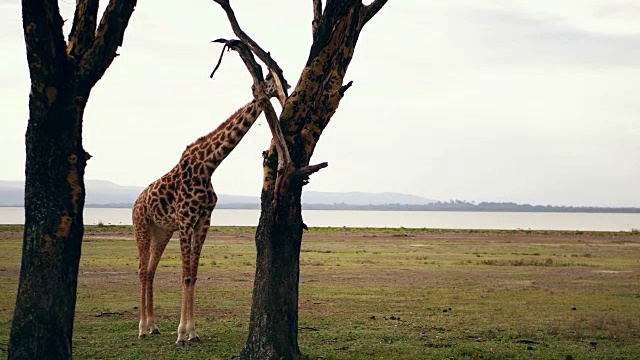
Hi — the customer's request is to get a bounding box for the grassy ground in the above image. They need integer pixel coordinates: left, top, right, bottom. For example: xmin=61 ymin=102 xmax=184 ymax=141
xmin=0 ymin=225 xmax=639 ymax=359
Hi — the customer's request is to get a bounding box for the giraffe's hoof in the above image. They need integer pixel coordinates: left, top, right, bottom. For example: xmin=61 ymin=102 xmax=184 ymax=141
xmin=138 ymin=334 xmax=147 ymax=340
xmin=150 ymin=329 xmax=161 ymax=335
xmin=176 ymin=340 xmax=186 ymax=347
xmin=189 ymin=336 xmax=201 ymax=343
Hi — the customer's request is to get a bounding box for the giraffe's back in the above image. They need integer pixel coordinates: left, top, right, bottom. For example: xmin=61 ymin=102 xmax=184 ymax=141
xmin=133 ymin=173 xmax=180 ymax=233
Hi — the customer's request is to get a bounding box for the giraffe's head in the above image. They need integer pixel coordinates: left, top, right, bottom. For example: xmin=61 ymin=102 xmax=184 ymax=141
xmin=264 ymin=72 xmax=291 ymax=99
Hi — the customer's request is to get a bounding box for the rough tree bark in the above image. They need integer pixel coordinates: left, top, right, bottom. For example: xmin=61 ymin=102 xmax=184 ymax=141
xmin=9 ymin=1 xmax=137 ymax=359
xmin=214 ymin=1 xmax=389 ymax=359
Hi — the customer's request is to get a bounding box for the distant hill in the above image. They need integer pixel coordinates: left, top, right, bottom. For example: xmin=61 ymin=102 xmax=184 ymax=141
xmin=309 ymin=200 xmax=640 ymax=213
xmin=302 ymin=191 xmax=433 ymax=206
xmin=0 ymin=180 xmax=435 ymax=207
xmin=3 ymin=180 xmax=637 ymax=213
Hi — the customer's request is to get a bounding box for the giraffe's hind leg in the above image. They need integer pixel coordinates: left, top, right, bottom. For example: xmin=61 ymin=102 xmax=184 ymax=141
xmin=145 ymin=225 xmax=173 ymax=335
xmin=186 ymin=214 xmax=211 ymax=343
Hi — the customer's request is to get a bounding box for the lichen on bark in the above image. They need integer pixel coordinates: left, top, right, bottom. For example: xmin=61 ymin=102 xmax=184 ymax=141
xmin=240 ymin=1 xmax=389 ymax=359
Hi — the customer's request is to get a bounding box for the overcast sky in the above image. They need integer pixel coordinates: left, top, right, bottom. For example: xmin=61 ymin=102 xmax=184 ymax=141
xmin=1 ymin=0 xmax=639 ymax=207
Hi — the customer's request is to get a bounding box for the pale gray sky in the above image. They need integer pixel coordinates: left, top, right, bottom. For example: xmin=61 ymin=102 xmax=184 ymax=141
xmin=1 ymin=0 xmax=639 ymax=207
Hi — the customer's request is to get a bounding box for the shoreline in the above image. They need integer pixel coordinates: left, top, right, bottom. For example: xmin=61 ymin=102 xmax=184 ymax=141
xmin=2 ymin=204 xmax=640 ymax=213
xmin=1 ymin=224 xmax=638 ymax=238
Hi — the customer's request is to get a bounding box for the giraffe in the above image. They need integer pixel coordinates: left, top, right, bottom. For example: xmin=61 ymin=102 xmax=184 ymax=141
xmin=133 ymin=73 xmax=286 ymax=345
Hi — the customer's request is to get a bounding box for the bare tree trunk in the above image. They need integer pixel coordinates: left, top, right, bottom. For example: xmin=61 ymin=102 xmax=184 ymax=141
xmin=242 ymin=184 xmax=306 ymax=359
xmin=10 ymin=89 xmax=90 ymax=359
xmin=9 ymin=1 xmax=137 ymax=358
xmin=238 ymin=1 xmax=389 ymax=359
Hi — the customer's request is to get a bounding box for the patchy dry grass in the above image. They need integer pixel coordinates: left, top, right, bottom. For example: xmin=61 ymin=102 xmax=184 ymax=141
xmin=0 ymin=226 xmax=639 ymax=359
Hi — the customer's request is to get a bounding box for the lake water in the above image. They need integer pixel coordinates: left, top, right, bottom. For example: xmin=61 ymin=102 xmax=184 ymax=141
xmin=1 ymin=207 xmax=639 ymax=231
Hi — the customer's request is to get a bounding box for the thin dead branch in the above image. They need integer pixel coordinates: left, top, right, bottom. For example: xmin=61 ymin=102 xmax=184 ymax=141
xmin=211 ymin=39 xmax=291 ymax=170
xmin=312 ymin=0 xmax=323 ymax=40
xmin=300 ymin=326 xmax=319 ymax=331
xmin=338 ymin=80 xmax=353 ymax=97
xmin=67 ymin=0 xmax=99 ymax=59
xmin=262 ymin=101 xmax=292 ymax=170
xmin=364 ymin=0 xmax=389 ymax=24
xmin=210 ymin=38 xmax=330 ymax=224
xmin=295 ymin=162 xmax=329 ymax=179
xmin=95 ymin=311 xmax=129 ymax=317
xmin=79 ymin=0 xmax=138 ymax=87
xmin=272 ymin=161 xmax=328 ymax=224
xmin=212 ymin=0 xmax=289 ymax=107
xmin=209 ymin=38 xmax=237 ymax=78
xmin=212 ymin=38 xmax=303 ymax=224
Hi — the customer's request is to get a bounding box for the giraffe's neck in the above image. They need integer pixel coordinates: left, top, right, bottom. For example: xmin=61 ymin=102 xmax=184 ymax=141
xmin=182 ymin=99 xmax=263 ymax=176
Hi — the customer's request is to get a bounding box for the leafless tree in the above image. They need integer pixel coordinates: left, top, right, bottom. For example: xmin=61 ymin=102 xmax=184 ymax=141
xmin=212 ymin=1 xmax=389 ymax=358
xmin=9 ymin=1 xmax=137 ymax=358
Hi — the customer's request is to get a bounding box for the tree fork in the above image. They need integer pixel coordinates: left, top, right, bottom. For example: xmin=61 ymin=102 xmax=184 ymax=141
xmin=210 ymin=39 xmax=294 ymax=173
xmin=213 ymin=0 xmax=290 ymax=107
xmin=10 ymin=1 xmax=137 ymax=358
xmin=211 ymin=39 xmax=327 ymax=223
xmin=211 ymin=1 xmax=389 ymax=359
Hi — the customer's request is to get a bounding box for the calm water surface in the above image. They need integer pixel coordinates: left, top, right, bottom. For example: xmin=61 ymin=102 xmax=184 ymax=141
xmin=1 ymin=207 xmax=639 ymax=231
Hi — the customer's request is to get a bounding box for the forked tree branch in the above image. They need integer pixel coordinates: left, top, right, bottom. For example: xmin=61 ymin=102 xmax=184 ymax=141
xmin=282 ymin=0 xmax=387 ymax=170
xmin=79 ymin=0 xmax=137 ymax=87
xmin=363 ymin=0 xmax=389 ymax=24
xmin=67 ymin=0 xmax=99 ymax=59
xmin=212 ymin=39 xmax=292 ymax=170
xmin=212 ymin=0 xmax=289 ymax=107
xmin=312 ymin=0 xmax=323 ymax=40
xmin=211 ymin=39 xmax=329 ymax=224
xmin=21 ymin=0 xmax=68 ymax=85
xmin=238 ymin=0 xmax=388 ymax=356
xmin=305 ymin=0 xmax=359 ymax=66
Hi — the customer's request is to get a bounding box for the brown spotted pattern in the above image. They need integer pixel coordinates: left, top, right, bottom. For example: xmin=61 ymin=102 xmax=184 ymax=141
xmin=132 ymin=75 xmax=279 ymax=345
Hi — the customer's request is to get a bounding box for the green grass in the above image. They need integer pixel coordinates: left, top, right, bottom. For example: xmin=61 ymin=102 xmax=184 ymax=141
xmin=0 ymin=226 xmax=639 ymax=359
xmin=2 ymin=224 xmax=636 ymax=236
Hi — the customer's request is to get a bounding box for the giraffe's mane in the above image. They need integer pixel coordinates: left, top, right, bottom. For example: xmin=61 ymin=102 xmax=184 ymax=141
xmin=188 ymin=100 xmax=255 ymax=148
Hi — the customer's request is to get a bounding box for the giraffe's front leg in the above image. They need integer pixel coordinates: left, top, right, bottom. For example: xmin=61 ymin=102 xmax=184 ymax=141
xmin=138 ymin=265 xmax=149 ymax=340
xmin=186 ymin=279 xmax=200 ymax=342
xmin=177 ymin=280 xmax=199 ymax=344
xmin=176 ymin=280 xmax=200 ymax=344
xmin=146 ymin=275 xmax=161 ymax=335
xmin=138 ymin=276 xmax=148 ymax=340
xmin=176 ymin=280 xmax=189 ymax=346
xmin=139 ymin=274 xmax=161 ymax=337
xmin=186 ymin=214 xmax=211 ymax=342
xmin=176 ymin=226 xmax=192 ymax=346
